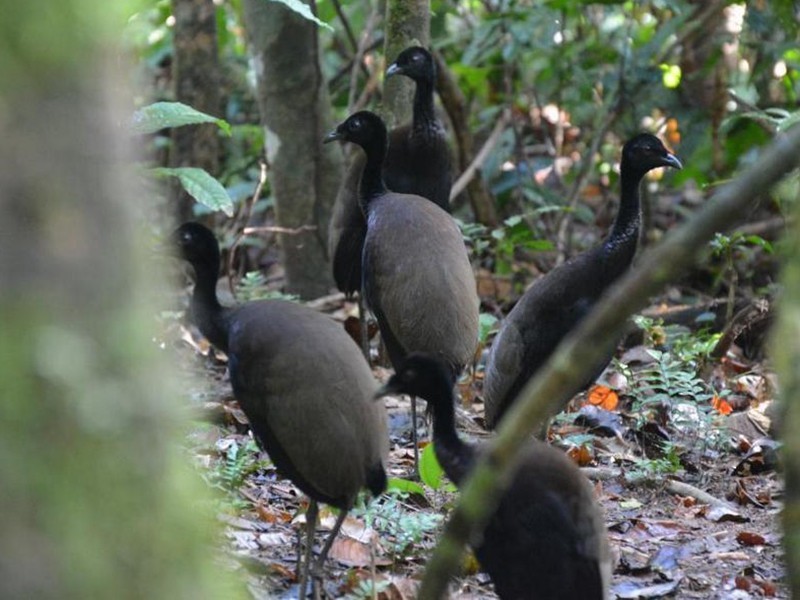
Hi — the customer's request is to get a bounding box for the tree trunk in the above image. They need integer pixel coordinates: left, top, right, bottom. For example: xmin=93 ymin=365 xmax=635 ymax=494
xmin=434 ymin=51 xmax=498 ymax=227
xmin=170 ymin=0 xmax=223 ymax=222
xmin=0 ymin=3 xmax=237 ymax=599
xmin=382 ymin=0 xmax=430 ymax=127
xmin=242 ymin=0 xmax=339 ymax=299
xmin=774 ymin=195 xmax=800 ymax=598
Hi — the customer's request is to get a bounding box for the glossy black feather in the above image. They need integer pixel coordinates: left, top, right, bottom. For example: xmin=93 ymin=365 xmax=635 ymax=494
xmin=378 ymin=354 xmax=611 ymax=600
xmin=484 ymin=134 xmax=681 ymax=429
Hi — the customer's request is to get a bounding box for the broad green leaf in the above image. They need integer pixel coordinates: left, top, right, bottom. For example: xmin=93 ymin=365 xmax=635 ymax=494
xmin=419 ymin=443 xmax=445 ymax=490
xmin=152 ymin=167 xmax=234 ymax=216
xmin=386 ymin=477 xmax=426 ymax=496
xmin=131 ymin=102 xmax=231 ymax=136
xmin=266 ymin=0 xmax=332 ymax=31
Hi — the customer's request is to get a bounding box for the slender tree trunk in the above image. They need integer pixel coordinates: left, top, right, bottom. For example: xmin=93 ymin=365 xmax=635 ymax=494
xmin=774 ymin=196 xmax=800 ymax=598
xmin=0 ymin=4 xmax=237 ymax=598
xmin=170 ymin=0 xmax=223 ymax=223
xmin=383 ymin=0 xmax=430 ymax=127
xmin=434 ymin=52 xmax=498 ymax=227
xmin=242 ymin=0 xmax=339 ymax=299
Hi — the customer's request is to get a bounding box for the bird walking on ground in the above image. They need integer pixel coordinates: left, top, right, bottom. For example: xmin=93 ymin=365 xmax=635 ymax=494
xmin=483 ymin=134 xmax=682 ymax=430
xmin=173 ymin=222 xmax=388 ymax=598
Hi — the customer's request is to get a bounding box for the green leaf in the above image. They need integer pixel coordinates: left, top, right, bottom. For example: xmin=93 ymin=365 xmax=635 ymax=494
xmin=419 ymin=443 xmax=445 ymax=490
xmin=265 ymin=0 xmax=333 ymax=31
xmin=478 ymin=313 xmax=498 ymax=344
xmin=152 ymin=167 xmax=234 ymax=216
xmin=131 ymin=102 xmax=231 ymax=136
xmin=386 ymin=477 xmax=426 ymax=496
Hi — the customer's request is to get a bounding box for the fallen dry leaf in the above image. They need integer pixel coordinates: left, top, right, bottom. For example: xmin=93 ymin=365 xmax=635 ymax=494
xmin=255 ymin=503 xmax=292 ymax=524
xmin=329 ymin=536 xmax=374 ymax=567
xmin=711 ymin=395 xmax=733 ymax=415
xmin=736 ymin=531 xmax=766 ymax=546
xmin=587 ymin=384 xmax=619 ymax=411
xmin=566 ymin=444 xmax=594 ymax=467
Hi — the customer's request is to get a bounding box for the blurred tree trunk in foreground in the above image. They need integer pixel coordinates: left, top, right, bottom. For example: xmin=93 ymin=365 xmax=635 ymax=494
xmin=170 ymin=0 xmax=223 ymax=223
xmin=242 ymin=0 xmax=340 ymax=299
xmin=774 ymin=195 xmax=800 ymax=598
xmin=0 ymin=3 xmax=239 ymax=598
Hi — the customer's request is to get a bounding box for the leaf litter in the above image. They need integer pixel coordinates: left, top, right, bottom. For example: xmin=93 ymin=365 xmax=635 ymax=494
xmin=167 ymin=293 xmax=787 ymax=599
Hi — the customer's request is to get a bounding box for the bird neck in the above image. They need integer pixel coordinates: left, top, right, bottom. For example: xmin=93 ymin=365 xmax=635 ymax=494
xmin=605 ymin=161 xmax=645 ymax=261
xmin=358 ymin=134 xmax=389 ymax=210
xmin=189 ymin=259 xmax=229 ymax=353
xmin=429 ymin=389 xmax=476 ymax=485
xmin=412 ymin=77 xmax=438 ymax=137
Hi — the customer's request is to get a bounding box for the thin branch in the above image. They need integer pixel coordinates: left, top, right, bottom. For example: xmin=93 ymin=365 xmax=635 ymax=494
xmin=329 ymin=38 xmax=384 ymax=88
xmin=330 ymin=0 xmax=358 ymax=53
xmin=553 ymin=43 xmax=625 ymax=264
xmin=348 ymin=3 xmax=380 ymax=112
xmin=227 ymin=161 xmax=268 ymax=298
xmin=243 ymin=224 xmax=318 ymax=235
xmin=418 ymin=125 xmax=800 ymax=599
xmin=666 ymin=480 xmax=741 ymax=515
xmin=449 ymin=110 xmax=510 ymax=201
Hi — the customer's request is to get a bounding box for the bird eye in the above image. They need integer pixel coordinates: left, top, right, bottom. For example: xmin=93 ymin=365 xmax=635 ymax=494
xmin=411 ymin=53 xmax=423 ymax=62
xmin=182 ymin=231 xmax=192 ymax=243
xmin=349 ymin=118 xmax=361 ymax=131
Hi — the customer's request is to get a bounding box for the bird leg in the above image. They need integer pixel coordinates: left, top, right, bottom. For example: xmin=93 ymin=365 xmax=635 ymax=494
xmin=357 ymin=294 xmax=370 ymax=362
xmin=310 ymin=507 xmax=350 ymax=599
xmin=298 ymin=499 xmax=319 ymax=600
xmin=411 ymin=395 xmax=420 ymax=478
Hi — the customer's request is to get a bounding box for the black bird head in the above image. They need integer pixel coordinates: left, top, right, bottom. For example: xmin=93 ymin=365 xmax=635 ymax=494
xmin=171 ymin=222 xmax=220 ymax=269
xmin=386 ymin=46 xmax=436 ymax=82
xmin=622 ymin=133 xmax=683 ymax=174
xmin=374 ymin=353 xmax=454 ymax=406
xmin=323 ymin=110 xmax=387 ymax=155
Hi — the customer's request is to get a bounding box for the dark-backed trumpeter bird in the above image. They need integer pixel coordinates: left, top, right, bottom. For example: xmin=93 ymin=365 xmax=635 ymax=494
xmin=328 ymin=46 xmax=452 ymax=299
xmin=483 ymin=134 xmax=681 ymax=430
xmin=173 ymin=222 xmax=388 ymax=598
xmin=377 ymin=353 xmax=611 ymax=600
xmin=324 ymin=110 xmax=477 ymax=470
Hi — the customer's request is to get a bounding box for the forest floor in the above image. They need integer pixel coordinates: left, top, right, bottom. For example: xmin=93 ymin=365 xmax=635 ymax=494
xmin=165 ymin=283 xmax=787 ymax=600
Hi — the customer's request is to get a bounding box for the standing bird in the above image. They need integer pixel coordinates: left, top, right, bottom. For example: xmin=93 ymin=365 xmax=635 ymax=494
xmin=324 ymin=110 xmax=477 ymax=470
xmin=376 ymin=353 xmax=611 ymax=600
xmin=483 ymin=134 xmax=682 ymax=429
xmin=173 ymin=222 xmax=388 ymax=598
xmin=328 ymin=47 xmax=451 ymax=349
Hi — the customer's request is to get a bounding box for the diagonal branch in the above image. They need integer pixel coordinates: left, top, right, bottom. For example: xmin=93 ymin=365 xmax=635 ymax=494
xmin=418 ymin=124 xmax=800 ymax=599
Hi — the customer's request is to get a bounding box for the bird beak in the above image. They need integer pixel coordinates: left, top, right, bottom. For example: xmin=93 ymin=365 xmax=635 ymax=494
xmin=385 ymin=63 xmax=402 ymax=79
xmin=323 ymin=128 xmax=342 ymax=144
xmin=662 ymin=152 xmax=683 ymax=170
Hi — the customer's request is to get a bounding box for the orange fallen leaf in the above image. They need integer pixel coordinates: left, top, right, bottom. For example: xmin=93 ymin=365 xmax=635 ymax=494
xmin=586 ymin=385 xmax=619 ymax=411
xmin=255 ymin=503 xmax=292 ymax=524
xmin=567 ymin=444 xmax=594 ymax=467
xmin=711 ymin=395 xmax=733 ymax=415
